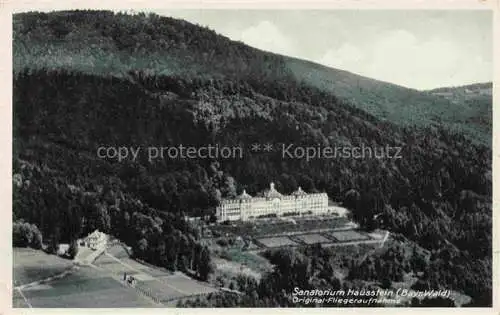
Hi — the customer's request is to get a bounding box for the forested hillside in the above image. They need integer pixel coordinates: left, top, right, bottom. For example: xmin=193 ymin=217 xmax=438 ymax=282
xmin=428 ymin=83 xmax=492 ymax=137
xmin=13 ymin=10 xmax=491 ymax=144
xmin=12 ymin=10 xmax=492 ymax=306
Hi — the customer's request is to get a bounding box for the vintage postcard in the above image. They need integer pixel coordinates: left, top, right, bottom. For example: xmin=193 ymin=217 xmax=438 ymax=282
xmin=2 ymin=0 xmax=498 ymax=313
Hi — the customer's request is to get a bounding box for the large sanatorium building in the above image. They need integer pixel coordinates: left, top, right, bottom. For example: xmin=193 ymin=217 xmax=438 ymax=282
xmin=216 ymin=182 xmax=333 ymax=222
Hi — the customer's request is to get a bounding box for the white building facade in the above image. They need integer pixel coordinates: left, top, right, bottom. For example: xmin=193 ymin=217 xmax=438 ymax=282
xmin=216 ymin=182 xmax=331 ymax=222
xmin=83 ymin=229 xmax=107 ymax=250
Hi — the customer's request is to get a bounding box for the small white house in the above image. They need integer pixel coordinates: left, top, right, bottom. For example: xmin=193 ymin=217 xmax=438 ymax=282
xmin=57 ymin=243 xmax=69 ymax=256
xmin=83 ymin=229 xmax=107 ymax=250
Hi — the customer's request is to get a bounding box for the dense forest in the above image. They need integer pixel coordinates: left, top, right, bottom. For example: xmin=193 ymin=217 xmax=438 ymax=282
xmin=12 ymin=10 xmax=492 ymax=306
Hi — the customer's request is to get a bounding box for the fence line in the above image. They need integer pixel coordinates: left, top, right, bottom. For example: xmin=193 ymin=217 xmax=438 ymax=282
xmin=101 ymin=243 xmax=234 ymax=305
xmin=118 ymin=273 xmax=162 ymax=305
xmin=133 ymin=282 xmax=161 ymax=305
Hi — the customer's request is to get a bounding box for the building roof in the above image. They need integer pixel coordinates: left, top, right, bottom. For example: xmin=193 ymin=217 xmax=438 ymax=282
xmin=236 ymin=189 xmax=253 ymax=200
xmin=86 ymin=229 xmax=105 ymax=240
xmin=292 ymin=186 xmax=307 ymax=196
xmin=264 ymin=182 xmax=283 ymax=199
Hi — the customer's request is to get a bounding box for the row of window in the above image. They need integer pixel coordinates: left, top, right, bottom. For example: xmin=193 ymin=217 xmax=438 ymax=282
xmin=238 ymin=202 xmax=325 ymax=208
xmin=221 ymin=196 xmax=327 ymax=205
xmin=219 ymin=207 xmax=331 ymax=220
xmin=222 ymin=206 xmax=328 ymax=214
xmin=221 ymin=204 xmax=327 ymax=211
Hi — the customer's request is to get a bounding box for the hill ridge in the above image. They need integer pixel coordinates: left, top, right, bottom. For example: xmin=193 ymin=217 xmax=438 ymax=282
xmin=13 ymin=10 xmax=491 ymax=145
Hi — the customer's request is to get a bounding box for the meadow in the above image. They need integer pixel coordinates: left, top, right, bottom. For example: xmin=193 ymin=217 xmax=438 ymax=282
xmin=15 ymin=265 xmax=156 ymax=308
xmin=13 ymin=248 xmax=73 ymax=287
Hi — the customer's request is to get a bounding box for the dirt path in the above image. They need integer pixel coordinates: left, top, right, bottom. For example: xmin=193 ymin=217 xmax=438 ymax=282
xmin=16 ymin=287 xmax=32 ymax=308
xmin=15 ymin=265 xmax=79 ymax=290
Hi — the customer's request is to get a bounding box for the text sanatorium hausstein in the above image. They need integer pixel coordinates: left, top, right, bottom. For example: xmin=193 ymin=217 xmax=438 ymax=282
xmin=293 ymin=287 xmax=451 ymax=298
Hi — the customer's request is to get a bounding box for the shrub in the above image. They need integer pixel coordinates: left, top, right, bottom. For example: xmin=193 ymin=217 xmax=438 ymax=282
xmin=13 ymin=220 xmax=43 ymax=249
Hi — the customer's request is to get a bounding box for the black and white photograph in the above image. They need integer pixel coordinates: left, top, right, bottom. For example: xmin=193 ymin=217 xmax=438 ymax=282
xmin=9 ymin=4 xmax=495 ymax=309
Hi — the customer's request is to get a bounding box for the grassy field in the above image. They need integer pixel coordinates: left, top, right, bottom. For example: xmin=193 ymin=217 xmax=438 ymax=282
xmin=13 ymin=289 xmax=30 ymax=308
xmin=15 ymin=266 xmax=156 ymax=308
xmin=13 ymin=248 xmax=73 ymax=287
xmin=96 ymin=245 xmax=174 ymax=277
xmin=106 ymin=243 xmax=130 ymax=258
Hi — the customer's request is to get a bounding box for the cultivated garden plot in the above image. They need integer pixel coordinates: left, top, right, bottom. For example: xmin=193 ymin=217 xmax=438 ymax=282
xmin=94 ymin=247 xmax=218 ymax=303
xmin=256 ymin=236 xmax=300 ymax=248
xmin=293 ymin=233 xmax=333 ymax=244
xmin=328 ymin=230 xmax=370 ymax=242
xmin=161 ymin=274 xmax=218 ymax=295
xmin=132 ymin=273 xmax=219 ymax=303
xmin=134 ymin=279 xmax=187 ymax=302
xmin=210 ymin=216 xmax=351 ymax=238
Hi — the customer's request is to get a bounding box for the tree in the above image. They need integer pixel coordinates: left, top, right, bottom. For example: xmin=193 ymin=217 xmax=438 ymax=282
xmin=30 ymin=224 xmax=43 ymax=249
xmin=13 ymin=221 xmax=42 ymax=248
xmin=48 ymin=236 xmax=59 ymax=254
xmin=68 ymin=239 xmax=79 ymax=259
xmin=198 ymin=246 xmax=213 ymax=281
